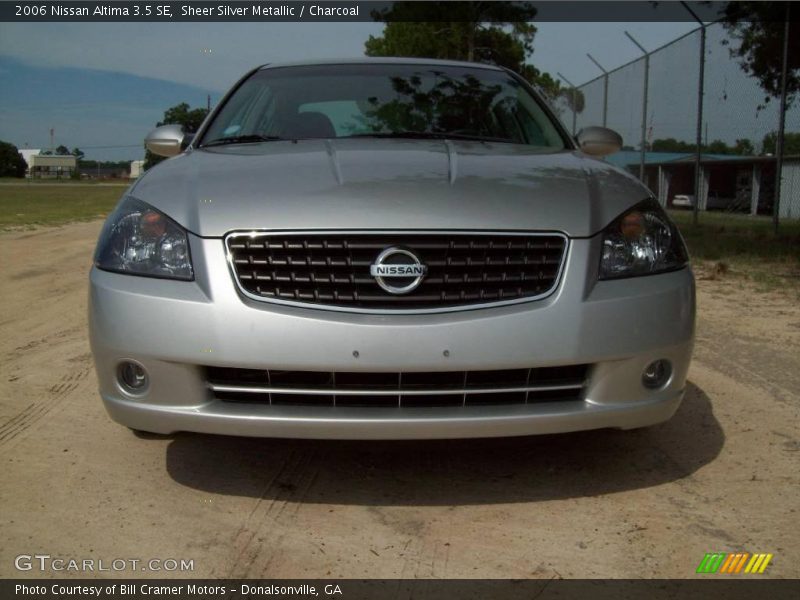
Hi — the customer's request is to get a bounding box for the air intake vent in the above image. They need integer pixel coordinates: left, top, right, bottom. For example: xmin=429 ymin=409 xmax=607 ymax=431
xmin=206 ymin=364 xmax=589 ymax=408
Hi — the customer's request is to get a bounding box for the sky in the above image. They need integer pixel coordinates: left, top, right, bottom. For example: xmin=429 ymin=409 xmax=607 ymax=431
xmin=0 ymin=19 xmax=733 ymax=162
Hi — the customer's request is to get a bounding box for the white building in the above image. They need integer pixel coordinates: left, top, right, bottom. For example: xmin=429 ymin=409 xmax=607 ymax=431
xmin=130 ymin=160 xmax=145 ymax=179
xmin=19 ymin=149 xmax=41 ymax=176
xmin=17 ymin=149 xmax=77 ymax=178
xmin=780 ymin=159 xmax=800 ymax=219
xmin=29 ymin=154 xmax=77 ymax=178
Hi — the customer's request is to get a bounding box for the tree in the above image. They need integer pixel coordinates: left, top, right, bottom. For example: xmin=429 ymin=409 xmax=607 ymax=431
xmin=0 ymin=140 xmax=28 ymax=177
xmin=78 ymin=159 xmax=131 ymax=170
xmin=650 ymin=137 xmax=759 ymax=156
xmin=733 ymin=138 xmax=755 ymax=155
xmin=144 ymin=102 xmax=209 ymax=170
xmin=722 ymin=2 xmax=799 ymax=110
xmin=55 ymin=144 xmax=70 ymax=155
xmin=651 ymin=138 xmax=694 ymax=153
xmin=365 ymin=1 xmax=582 ymax=114
xmin=705 ymin=139 xmax=731 ymax=154
xmin=366 ymin=3 xmax=539 ymax=63
xmin=157 ymin=102 xmax=209 ymax=132
xmin=71 ymin=147 xmax=85 ymax=160
xmin=761 ymin=131 xmax=800 ymax=155
xmin=516 ymin=67 xmax=584 ymax=117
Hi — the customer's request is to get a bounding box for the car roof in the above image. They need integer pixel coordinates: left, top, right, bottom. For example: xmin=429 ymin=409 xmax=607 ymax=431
xmin=257 ymin=57 xmax=506 ymax=72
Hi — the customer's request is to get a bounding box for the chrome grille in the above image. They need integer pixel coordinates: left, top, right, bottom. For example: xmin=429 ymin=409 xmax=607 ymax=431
xmin=206 ymin=365 xmax=589 ymax=408
xmin=226 ymin=232 xmax=567 ymax=311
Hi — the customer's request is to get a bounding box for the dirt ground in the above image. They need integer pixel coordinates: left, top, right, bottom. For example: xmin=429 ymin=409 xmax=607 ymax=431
xmin=1 ymin=220 xmax=798 ymax=579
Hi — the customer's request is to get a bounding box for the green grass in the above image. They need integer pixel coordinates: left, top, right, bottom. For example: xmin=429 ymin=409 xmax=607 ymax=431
xmin=0 ymin=177 xmax=129 ymax=185
xmin=0 ymin=183 xmax=123 ymax=229
xmin=669 ymin=210 xmax=800 ymax=291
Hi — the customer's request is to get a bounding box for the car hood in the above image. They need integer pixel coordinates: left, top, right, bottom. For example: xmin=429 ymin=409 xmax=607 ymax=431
xmin=131 ymin=138 xmax=649 ymax=238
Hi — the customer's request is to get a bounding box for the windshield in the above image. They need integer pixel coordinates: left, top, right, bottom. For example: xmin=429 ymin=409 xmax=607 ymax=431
xmin=200 ymin=63 xmax=567 ymax=149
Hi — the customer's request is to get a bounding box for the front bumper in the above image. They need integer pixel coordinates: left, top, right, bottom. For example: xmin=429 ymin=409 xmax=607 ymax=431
xmin=89 ymin=236 xmax=695 ymax=439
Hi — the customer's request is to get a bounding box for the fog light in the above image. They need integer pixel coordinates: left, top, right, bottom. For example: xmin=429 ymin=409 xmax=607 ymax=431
xmin=642 ymin=359 xmax=671 ymax=389
xmin=118 ymin=361 xmax=148 ymax=394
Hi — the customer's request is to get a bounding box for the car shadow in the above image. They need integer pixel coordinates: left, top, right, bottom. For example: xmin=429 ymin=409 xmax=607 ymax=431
xmin=164 ymin=381 xmax=723 ymax=506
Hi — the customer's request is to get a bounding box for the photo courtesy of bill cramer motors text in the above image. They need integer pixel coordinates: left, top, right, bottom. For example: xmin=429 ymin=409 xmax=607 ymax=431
xmin=14 ymin=583 xmax=344 ymax=597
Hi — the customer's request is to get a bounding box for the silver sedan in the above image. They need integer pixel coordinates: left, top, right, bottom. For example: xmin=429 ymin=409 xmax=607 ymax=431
xmin=89 ymin=58 xmax=695 ymax=439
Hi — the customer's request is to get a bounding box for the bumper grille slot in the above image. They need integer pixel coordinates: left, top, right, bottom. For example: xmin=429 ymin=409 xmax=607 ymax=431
xmin=207 ymin=365 xmax=589 ymax=408
xmin=226 ymin=232 xmax=567 ymax=311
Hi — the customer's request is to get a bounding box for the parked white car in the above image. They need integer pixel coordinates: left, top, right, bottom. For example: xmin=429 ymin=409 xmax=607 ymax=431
xmin=672 ymin=194 xmax=695 ymax=209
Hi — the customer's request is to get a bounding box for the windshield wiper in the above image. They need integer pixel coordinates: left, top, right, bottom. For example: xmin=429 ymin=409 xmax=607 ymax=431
xmin=346 ymin=131 xmax=514 ymax=144
xmin=202 ymin=134 xmax=284 ymax=147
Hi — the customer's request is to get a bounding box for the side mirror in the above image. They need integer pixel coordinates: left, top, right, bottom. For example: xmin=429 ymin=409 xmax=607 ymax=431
xmin=576 ymin=126 xmax=622 ymax=157
xmin=145 ymin=124 xmax=185 ymax=157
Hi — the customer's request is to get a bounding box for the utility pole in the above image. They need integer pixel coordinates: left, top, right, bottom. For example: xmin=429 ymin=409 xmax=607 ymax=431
xmin=557 ymin=72 xmax=578 ymax=137
xmin=682 ymin=1 xmax=706 ymax=226
xmin=202 ymin=47 xmax=213 ymax=114
xmin=625 ymin=31 xmax=650 ymax=184
xmin=587 ymin=53 xmax=609 ymax=128
xmin=773 ymin=3 xmax=791 ymax=233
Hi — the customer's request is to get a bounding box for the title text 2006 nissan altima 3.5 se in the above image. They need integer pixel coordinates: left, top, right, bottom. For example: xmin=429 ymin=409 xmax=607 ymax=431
xmin=89 ymin=59 xmax=695 ymax=439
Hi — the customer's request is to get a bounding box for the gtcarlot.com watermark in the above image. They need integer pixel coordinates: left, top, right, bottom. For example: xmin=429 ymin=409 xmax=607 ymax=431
xmin=14 ymin=554 xmax=194 ymax=573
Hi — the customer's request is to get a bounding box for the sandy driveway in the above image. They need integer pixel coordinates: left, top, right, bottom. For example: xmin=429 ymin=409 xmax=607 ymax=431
xmin=1 ymin=221 xmax=798 ymax=579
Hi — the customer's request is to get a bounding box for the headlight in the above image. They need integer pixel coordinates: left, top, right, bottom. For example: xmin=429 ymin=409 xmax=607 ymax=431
xmin=94 ymin=197 xmax=193 ymax=280
xmin=599 ymin=199 xmax=688 ymax=280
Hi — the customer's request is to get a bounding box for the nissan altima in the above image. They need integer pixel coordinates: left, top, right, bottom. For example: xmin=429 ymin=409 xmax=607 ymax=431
xmin=89 ymin=58 xmax=695 ymax=439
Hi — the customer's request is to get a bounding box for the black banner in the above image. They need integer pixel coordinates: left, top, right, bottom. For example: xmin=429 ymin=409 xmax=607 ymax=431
xmin=1 ymin=1 xmax=741 ymax=23
xmin=3 ymin=580 xmax=800 ymax=600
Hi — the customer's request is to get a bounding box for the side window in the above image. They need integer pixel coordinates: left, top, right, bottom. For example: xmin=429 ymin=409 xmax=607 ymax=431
xmin=490 ymin=97 xmax=527 ymax=143
xmin=514 ymin=105 xmax=548 ymax=146
xmin=298 ymin=101 xmax=369 ymax=136
xmin=517 ymin=89 xmax=563 ymax=148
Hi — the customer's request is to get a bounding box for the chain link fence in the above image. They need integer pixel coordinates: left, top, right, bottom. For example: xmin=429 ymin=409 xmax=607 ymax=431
xmin=556 ymin=22 xmax=800 ymax=222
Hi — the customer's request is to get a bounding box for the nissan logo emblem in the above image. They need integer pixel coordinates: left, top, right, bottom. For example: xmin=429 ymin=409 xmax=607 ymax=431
xmin=369 ymin=247 xmax=428 ymax=295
